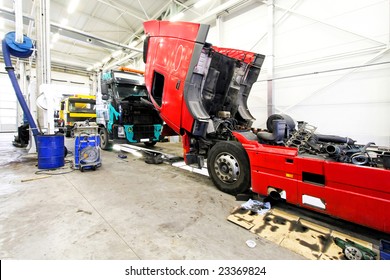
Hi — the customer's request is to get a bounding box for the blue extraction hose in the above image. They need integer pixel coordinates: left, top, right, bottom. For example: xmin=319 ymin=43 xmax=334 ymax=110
xmin=2 ymin=31 xmax=40 ymax=143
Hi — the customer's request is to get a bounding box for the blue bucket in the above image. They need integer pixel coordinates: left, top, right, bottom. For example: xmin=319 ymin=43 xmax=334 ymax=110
xmin=37 ymin=134 xmax=65 ymax=169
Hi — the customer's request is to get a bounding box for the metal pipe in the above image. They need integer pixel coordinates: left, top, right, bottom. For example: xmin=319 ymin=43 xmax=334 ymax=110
xmin=267 ymin=0 xmax=275 ymax=117
xmin=14 ymin=0 xmax=24 ymax=43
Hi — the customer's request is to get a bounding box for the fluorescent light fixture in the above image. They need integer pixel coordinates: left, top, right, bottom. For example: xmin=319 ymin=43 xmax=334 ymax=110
xmin=194 ymin=0 xmax=210 ymax=8
xmin=170 ymin=12 xmax=184 ymax=22
xmin=67 ymin=0 xmax=80 ymax=14
xmin=60 ymin=18 xmax=68 ymax=26
xmin=111 ymin=49 xmax=122 ymax=58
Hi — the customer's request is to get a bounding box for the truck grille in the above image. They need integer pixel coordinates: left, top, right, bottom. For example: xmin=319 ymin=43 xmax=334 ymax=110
xmin=133 ymin=125 xmax=155 ymax=139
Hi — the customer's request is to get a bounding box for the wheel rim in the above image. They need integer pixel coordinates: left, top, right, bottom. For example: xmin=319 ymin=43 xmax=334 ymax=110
xmin=214 ymin=152 xmax=240 ymax=184
xmin=344 ymin=246 xmax=363 ymax=260
xmin=100 ymin=131 xmax=107 ymax=147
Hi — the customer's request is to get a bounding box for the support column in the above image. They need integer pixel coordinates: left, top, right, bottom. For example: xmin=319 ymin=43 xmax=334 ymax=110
xmin=35 ymin=0 xmax=53 ymax=134
xmin=216 ymin=15 xmax=222 ymax=46
xmin=267 ymin=0 xmax=275 ymax=117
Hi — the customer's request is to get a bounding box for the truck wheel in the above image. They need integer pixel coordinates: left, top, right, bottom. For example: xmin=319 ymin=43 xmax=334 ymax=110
xmin=144 ymin=141 xmax=156 ymax=147
xmin=207 ymin=141 xmax=250 ymax=195
xmin=99 ymin=128 xmax=111 ymax=150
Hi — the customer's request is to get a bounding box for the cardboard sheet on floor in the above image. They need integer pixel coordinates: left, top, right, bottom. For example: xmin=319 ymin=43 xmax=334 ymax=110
xmin=227 ymin=207 xmax=377 ymax=260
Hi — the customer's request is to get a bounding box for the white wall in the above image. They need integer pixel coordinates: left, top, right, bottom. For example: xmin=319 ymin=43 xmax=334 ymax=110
xmin=0 ymin=72 xmax=18 ymax=132
xmin=0 ymin=62 xmax=92 ymax=132
xmin=208 ymin=0 xmax=390 ymax=146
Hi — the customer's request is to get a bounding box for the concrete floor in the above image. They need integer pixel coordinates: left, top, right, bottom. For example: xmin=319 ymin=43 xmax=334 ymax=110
xmin=0 ymin=132 xmax=305 ymax=260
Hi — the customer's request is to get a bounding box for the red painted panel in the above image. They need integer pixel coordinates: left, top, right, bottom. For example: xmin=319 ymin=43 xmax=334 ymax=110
xmin=244 ymin=139 xmax=390 ymax=233
xmin=325 ymin=161 xmax=390 ymax=193
xmin=295 ymin=156 xmax=325 ymax=175
xmin=212 ymin=46 xmax=257 ymax=64
xmin=144 ymin=21 xmax=198 ymax=135
xmin=252 ymin=171 xmax=299 ymax=203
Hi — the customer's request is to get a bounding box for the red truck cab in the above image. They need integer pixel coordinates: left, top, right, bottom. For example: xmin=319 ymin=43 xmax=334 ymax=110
xmin=143 ymin=20 xmax=390 ymax=234
xmin=143 ymin=20 xmax=264 ymax=166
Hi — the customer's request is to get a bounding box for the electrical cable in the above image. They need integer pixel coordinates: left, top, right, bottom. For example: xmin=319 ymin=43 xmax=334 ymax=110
xmin=34 ymin=160 xmax=76 ymax=175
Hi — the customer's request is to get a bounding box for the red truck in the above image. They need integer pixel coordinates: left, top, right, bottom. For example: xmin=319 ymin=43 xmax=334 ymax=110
xmin=143 ymin=20 xmax=390 ymax=234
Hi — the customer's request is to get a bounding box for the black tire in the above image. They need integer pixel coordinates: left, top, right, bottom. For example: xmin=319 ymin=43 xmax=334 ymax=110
xmin=99 ymin=127 xmax=111 ymax=150
xmin=144 ymin=141 xmax=157 ymax=147
xmin=65 ymin=128 xmax=71 ymax=138
xmin=207 ymin=141 xmax=250 ymax=195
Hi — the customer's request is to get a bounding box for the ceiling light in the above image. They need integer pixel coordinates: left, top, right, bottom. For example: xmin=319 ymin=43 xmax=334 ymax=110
xmin=86 ymin=66 xmax=93 ymax=71
xmin=170 ymin=12 xmax=184 ymax=22
xmin=67 ymin=0 xmax=80 ymax=14
xmin=194 ymin=0 xmax=210 ymax=9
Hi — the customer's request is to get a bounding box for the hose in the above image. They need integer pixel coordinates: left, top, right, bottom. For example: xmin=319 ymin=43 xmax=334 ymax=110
xmin=2 ymin=31 xmax=40 ymax=143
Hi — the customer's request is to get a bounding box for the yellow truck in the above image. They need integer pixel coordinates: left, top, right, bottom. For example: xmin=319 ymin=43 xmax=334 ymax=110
xmin=58 ymin=94 xmax=96 ymax=137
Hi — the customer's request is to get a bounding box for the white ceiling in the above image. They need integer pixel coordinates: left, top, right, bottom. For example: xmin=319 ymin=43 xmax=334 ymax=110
xmin=0 ymin=0 xmax=254 ymax=73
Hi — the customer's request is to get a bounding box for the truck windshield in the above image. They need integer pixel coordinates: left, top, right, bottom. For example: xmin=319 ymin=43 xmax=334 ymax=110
xmin=68 ymin=100 xmax=96 ymax=113
xmin=115 ymin=84 xmax=148 ymax=99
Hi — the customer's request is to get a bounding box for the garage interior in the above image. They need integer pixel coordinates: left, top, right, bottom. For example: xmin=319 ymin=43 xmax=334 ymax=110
xmin=0 ymin=0 xmax=390 ymax=263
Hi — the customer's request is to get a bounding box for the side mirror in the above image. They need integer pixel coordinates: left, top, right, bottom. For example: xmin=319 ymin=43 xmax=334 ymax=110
xmin=101 ymin=83 xmax=108 ymax=95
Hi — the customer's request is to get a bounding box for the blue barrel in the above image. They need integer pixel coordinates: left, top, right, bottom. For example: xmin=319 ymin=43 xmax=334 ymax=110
xmin=37 ymin=134 xmax=65 ymax=169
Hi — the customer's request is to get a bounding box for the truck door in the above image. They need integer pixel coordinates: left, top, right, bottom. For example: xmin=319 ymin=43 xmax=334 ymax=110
xmin=144 ymin=20 xmax=209 ymax=134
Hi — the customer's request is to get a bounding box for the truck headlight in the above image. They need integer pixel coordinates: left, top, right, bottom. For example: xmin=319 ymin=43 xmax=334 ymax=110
xmin=118 ymin=126 xmax=125 ymax=138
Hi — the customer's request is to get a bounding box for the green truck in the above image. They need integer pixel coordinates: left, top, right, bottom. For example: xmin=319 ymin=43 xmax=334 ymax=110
xmin=96 ymin=67 xmax=164 ymax=149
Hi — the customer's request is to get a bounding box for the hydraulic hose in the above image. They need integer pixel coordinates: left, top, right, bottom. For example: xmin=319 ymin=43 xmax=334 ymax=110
xmin=2 ymin=31 xmax=40 ymax=143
